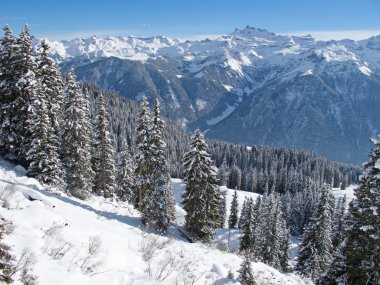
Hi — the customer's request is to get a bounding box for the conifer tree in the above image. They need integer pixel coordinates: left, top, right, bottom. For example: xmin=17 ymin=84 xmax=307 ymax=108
xmin=239 ymin=198 xmax=254 ymax=253
xmin=141 ymin=98 xmax=172 ymax=231
xmin=27 ymin=40 xmax=64 ymax=187
xmin=166 ymin=179 xmax=176 ymax=223
xmin=134 ymin=97 xmax=152 ymax=210
xmin=134 ymin=98 xmax=172 ymax=230
xmin=182 ymin=129 xmax=221 ymax=241
xmin=27 ymin=82 xmax=63 ymax=187
xmin=229 ymin=189 xmax=239 ymax=228
xmin=331 ymin=195 xmax=346 ymax=248
xmin=238 ymin=257 xmax=257 ymax=285
xmin=218 ymin=190 xmax=227 ymax=228
xmin=0 ymin=25 xmax=38 ymax=165
xmin=37 ymin=40 xmax=65 ymax=142
xmin=116 ymin=139 xmax=135 ymax=203
xmin=0 ymin=25 xmax=18 ymax=160
xmin=252 ymin=192 xmax=289 ymax=272
xmin=238 ymin=197 xmax=249 ymax=229
xmin=218 ymin=157 xmax=229 ymax=186
xmin=296 ymin=184 xmax=334 ymax=280
xmin=62 ymin=70 xmax=94 ymax=199
xmin=93 ymin=92 xmax=116 ymax=198
xmin=321 ymin=137 xmax=380 ymax=285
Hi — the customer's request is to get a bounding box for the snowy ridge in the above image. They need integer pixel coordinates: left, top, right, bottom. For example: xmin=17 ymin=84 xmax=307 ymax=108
xmin=41 ymin=26 xmax=380 ymax=76
xmin=0 ymin=159 xmax=305 ymax=285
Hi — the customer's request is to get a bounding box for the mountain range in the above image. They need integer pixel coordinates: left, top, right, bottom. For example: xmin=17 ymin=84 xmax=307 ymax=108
xmin=38 ymin=26 xmax=380 ymax=164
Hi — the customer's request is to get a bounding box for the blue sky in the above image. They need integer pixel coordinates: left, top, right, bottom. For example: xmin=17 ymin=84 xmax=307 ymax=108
xmin=1 ymin=0 xmax=380 ymax=40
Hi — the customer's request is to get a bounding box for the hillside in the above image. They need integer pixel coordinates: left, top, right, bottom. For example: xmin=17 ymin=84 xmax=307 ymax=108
xmin=0 ymin=158 xmax=307 ymax=285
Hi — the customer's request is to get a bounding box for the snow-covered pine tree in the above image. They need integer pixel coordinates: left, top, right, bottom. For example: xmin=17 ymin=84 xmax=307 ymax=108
xmin=62 ymin=70 xmax=94 ymax=199
xmin=37 ymin=40 xmax=65 ymax=143
xmin=182 ymin=129 xmax=221 ymax=241
xmin=321 ymin=136 xmax=380 ymax=285
xmin=134 ymin=98 xmax=172 ymax=230
xmin=228 ymin=189 xmax=239 ymax=228
xmin=93 ymin=91 xmax=116 ymax=198
xmin=0 ymin=25 xmax=19 ymax=160
xmin=134 ymin=96 xmax=152 ymax=210
xmin=239 ymin=198 xmax=254 ymax=253
xmin=296 ymin=184 xmax=334 ymax=280
xmin=166 ymin=179 xmax=176 ymax=223
xmin=116 ymin=139 xmax=135 ymax=203
xmin=238 ymin=257 xmax=257 ymax=285
xmin=141 ymin=98 xmax=172 ymax=231
xmin=218 ymin=189 xmax=227 ymax=228
xmin=331 ymin=195 xmax=347 ymax=248
xmin=238 ymin=197 xmax=249 ymax=229
xmin=3 ymin=25 xmax=38 ymax=165
xmin=252 ymin=192 xmax=289 ymax=272
xmin=218 ymin=157 xmax=229 ymax=186
xmin=27 ymin=80 xmax=63 ymax=187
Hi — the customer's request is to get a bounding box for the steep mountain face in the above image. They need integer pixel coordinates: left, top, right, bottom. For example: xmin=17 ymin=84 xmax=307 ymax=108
xmin=41 ymin=26 xmax=380 ymax=163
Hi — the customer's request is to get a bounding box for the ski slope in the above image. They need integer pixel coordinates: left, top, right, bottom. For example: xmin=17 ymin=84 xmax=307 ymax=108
xmin=0 ymin=158 xmax=308 ymax=285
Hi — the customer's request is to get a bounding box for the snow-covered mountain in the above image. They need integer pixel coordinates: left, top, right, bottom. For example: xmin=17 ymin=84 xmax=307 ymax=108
xmin=39 ymin=26 xmax=380 ymax=163
xmin=0 ymin=158 xmax=307 ymax=285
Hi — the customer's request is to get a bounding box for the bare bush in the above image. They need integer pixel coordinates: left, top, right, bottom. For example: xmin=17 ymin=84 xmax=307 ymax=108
xmin=42 ymin=222 xmax=72 ymax=260
xmin=138 ymin=232 xmax=172 ymax=262
xmin=147 ymin=252 xmax=183 ymax=282
xmin=175 ymin=260 xmax=205 ymax=285
xmin=0 ymin=184 xmax=15 ymax=208
xmin=9 ymin=249 xmax=38 ymax=285
xmin=79 ymin=235 xmax=103 ymax=274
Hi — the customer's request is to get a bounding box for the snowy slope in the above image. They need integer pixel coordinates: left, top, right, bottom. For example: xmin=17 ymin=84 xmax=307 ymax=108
xmin=0 ymin=159 xmax=306 ymax=285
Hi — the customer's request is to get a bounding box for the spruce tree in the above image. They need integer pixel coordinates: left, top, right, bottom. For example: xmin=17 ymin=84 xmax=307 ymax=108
xmin=238 ymin=257 xmax=257 ymax=285
xmin=252 ymin=192 xmax=289 ymax=272
xmin=134 ymin=97 xmax=152 ymax=210
xmin=229 ymin=189 xmax=239 ymax=228
xmin=27 ymin=82 xmax=63 ymax=187
xmin=218 ymin=190 xmax=227 ymax=228
xmin=331 ymin=195 xmax=346 ymax=248
xmin=116 ymin=139 xmax=135 ymax=203
xmin=93 ymin=91 xmax=116 ymax=198
xmin=0 ymin=25 xmax=38 ymax=165
xmin=14 ymin=25 xmax=39 ymax=165
xmin=321 ymin=137 xmax=380 ymax=285
xmin=296 ymin=184 xmax=334 ymax=280
xmin=141 ymin=98 xmax=172 ymax=231
xmin=62 ymin=70 xmax=94 ymax=199
xmin=239 ymin=198 xmax=254 ymax=253
xmin=182 ymin=129 xmax=221 ymax=241
xmin=218 ymin=157 xmax=229 ymax=186
xmin=37 ymin=40 xmax=64 ymax=143
xmin=166 ymin=179 xmax=176 ymax=223
xmin=27 ymin=40 xmax=63 ymax=187
xmin=0 ymin=25 xmax=18 ymax=160
xmin=134 ymin=98 xmax=172 ymax=230
xmin=238 ymin=197 xmax=249 ymax=229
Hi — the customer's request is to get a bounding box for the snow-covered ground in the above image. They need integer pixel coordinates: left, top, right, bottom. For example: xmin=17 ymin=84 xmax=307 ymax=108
xmin=0 ymin=158 xmax=308 ymax=285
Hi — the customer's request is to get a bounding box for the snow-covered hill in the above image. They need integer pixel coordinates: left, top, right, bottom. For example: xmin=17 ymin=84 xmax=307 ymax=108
xmin=0 ymin=158 xmax=306 ymax=285
xmin=35 ymin=26 xmax=380 ymax=164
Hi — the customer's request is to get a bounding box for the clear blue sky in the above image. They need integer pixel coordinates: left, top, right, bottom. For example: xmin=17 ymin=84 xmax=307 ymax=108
xmin=1 ymin=0 xmax=380 ymax=40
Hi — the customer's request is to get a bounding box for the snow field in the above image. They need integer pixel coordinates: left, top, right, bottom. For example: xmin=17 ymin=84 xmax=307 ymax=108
xmin=0 ymin=159 xmax=306 ymax=285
